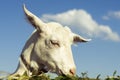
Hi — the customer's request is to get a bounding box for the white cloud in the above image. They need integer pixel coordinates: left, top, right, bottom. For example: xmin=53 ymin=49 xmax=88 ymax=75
xmin=102 ymin=16 xmax=109 ymax=20
xmin=102 ymin=11 xmax=120 ymax=20
xmin=41 ymin=9 xmax=120 ymax=42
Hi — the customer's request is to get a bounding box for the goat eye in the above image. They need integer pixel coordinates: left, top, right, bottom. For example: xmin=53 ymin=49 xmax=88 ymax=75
xmin=50 ymin=40 xmax=60 ymax=47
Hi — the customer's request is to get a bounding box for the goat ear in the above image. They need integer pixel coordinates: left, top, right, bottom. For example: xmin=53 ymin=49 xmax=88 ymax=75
xmin=73 ymin=34 xmax=91 ymax=43
xmin=23 ymin=4 xmax=46 ymax=32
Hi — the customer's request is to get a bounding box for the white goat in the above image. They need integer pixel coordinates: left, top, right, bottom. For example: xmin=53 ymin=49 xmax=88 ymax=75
xmin=9 ymin=5 xmax=91 ymax=78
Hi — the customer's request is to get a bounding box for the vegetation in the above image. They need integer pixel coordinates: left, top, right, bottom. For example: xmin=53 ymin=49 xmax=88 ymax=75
xmin=0 ymin=71 xmax=120 ymax=80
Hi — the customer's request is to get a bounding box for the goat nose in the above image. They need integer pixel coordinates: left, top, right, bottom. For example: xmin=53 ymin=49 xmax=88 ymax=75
xmin=69 ymin=68 xmax=76 ymax=75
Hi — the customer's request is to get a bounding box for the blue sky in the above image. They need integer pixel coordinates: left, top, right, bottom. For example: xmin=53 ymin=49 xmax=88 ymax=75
xmin=0 ymin=0 xmax=120 ymax=78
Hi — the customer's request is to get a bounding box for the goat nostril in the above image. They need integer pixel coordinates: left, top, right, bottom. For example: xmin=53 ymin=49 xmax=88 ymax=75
xmin=70 ymin=68 xmax=75 ymax=75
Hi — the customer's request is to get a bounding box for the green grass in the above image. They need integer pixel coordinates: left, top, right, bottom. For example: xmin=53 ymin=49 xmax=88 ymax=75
xmin=7 ymin=73 xmax=100 ymax=80
xmin=7 ymin=71 xmax=120 ymax=80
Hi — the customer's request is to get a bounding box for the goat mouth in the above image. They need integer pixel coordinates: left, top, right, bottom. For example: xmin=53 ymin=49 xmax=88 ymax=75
xmin=59 ymin=69 xmax=65 ymax=76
